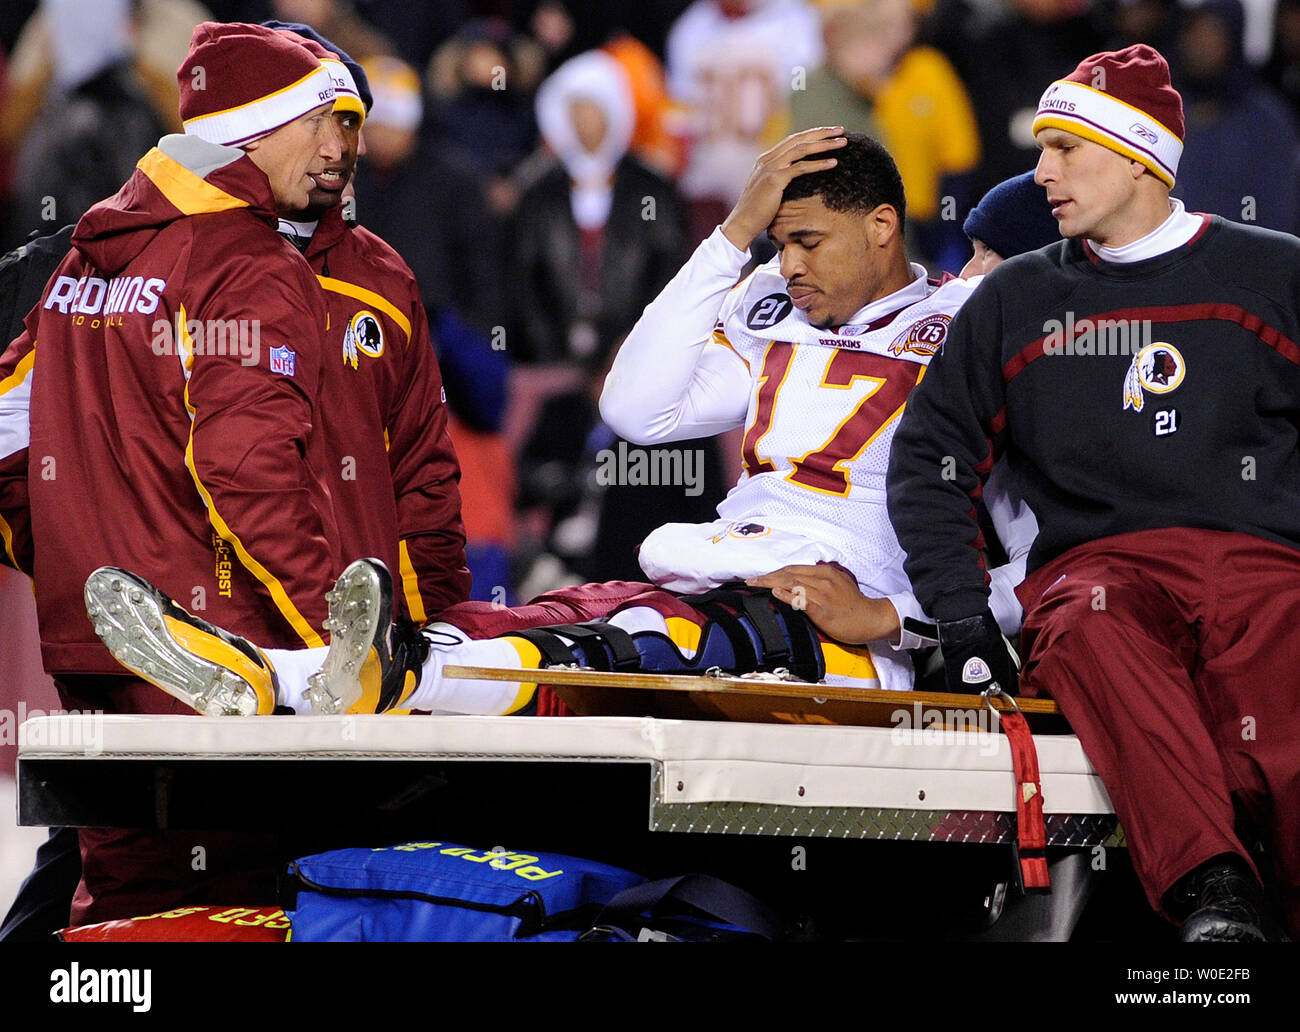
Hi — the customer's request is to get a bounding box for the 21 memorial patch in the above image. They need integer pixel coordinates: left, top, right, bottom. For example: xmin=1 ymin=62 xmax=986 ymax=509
xmin=746 ymin=293 xmax=793 ymax=330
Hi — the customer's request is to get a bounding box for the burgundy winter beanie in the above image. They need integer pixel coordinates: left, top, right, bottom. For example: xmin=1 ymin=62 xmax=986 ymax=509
xmin=177 ymin=21 xmax=335 ymax=147
xmin=1033 ymin=44 xmax=1184 ymax=187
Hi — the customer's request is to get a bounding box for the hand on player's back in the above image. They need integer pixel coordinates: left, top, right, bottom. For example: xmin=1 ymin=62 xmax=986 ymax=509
xmin=720 ymin=127 xmax=848 ymax=252
xmin=748 ymin=562 xmax=901 ymax=645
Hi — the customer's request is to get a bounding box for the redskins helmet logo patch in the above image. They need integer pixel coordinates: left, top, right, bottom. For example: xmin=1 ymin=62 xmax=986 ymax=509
xmin=342 ymin=310 xmax=384 ymax=368
xmin=888 ymin=314 xmax=949 ymax=357
xmin=710 ymin=521 xmax=772 ymax=544
xmin=1122 ymin=342 xmax=1185 ymax=412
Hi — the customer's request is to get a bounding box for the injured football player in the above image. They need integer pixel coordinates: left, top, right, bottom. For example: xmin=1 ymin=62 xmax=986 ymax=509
xmin=86 ymin=134 xmax=1050 ymax=716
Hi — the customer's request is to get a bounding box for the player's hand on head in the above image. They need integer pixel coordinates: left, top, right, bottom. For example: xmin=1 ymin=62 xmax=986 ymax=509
xmin=748 ymin=562 xmax=901 ymax=645
xmin=721 ymin=127 xmax=847 ymax=252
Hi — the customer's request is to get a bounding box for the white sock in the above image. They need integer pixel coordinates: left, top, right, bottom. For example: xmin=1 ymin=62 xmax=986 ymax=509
xmin=264 ymin=646 xmax=329 ymax=714
xmin=409 ymin=624 xmax=538 ymax=714
xmin=270 ymin=609 xmax=683 ymax=716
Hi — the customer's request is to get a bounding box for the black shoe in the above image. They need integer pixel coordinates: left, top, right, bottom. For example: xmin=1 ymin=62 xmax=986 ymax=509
xmin=306 ymin=559 xmax=428 ymax=714
xmin=1177 ymin=860 xmax=1275 ymax=942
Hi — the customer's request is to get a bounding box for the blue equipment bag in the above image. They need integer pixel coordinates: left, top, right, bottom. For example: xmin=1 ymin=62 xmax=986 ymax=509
xmin=283 ymin=840 xmax=646 ymax=942
xmin=283 ymin=840 xmax=785 ymax=942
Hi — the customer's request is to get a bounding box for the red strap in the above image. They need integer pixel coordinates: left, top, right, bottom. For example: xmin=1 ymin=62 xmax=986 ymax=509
xmin=999 ymin=708 xmax=1050 ymax=892
xmin=536 ymin=685 xmax=574 ymax=717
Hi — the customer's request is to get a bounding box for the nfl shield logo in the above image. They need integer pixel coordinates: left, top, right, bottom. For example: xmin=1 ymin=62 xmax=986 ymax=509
xmin=269 ymin=346 xmax=296 ymax=377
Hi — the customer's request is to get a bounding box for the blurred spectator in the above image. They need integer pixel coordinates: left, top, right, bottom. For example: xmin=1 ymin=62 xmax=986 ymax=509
xmin=1173 ymin=0 xmax=1298 ymax=232
xmin=604 ymin=33 xmax=685 ymax=177
xmin=427 ymin=17 xmax=544 ymax=179
xmin=512 ymin=49 xmax=686 ymax=365
xmin=666 ymin=0 xmax=824 ymax=243
xmin=527 ymin=0 xmax=583 ymax=75
xmin=928 ymin=0 xmax=1109 ymax=203
xmin=352 ymin=55 xmax=504 ymax=335
xmin=352 ymin=0 xmax=469 ymax=69
xmin=0 ymin=0 xmax=208 ymax=147
xmin=1108 ymin=0 xmax=1180 ymax=54
xmin=133 ymin=0 xmax=215 ymax=129
xmin=269 ymin=0 xmax=395 ymax=61
xmin=1231 ymin=0 xmax=1282 ymax=66
xmin=514 ymin=0 xmax=698 ymax=70
xmin=2 ymin=0 xmax=168 ymax=249
xmin=793 ymin=0 xmax=979 ymax=270
xmin=790 ymin=5 xmax=884 ymax=139
xmin=1263 ymin=0 xmax=1300 ymax=118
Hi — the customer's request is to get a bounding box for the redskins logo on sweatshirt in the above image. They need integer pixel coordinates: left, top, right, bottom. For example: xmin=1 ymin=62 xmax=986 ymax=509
xmin=1122 ymin=342 xmax=1185 ymax=412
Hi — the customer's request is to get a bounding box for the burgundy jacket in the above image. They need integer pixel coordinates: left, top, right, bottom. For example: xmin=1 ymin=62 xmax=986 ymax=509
xmin=0 ymin=134 xmax=340 ymax=673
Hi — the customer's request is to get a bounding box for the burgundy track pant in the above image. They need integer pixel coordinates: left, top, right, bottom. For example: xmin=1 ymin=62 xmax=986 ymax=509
xmin=436 ymin=579 xmax=659 ymax=637
xmin=1015 ymin=528 xmax=1300 ymax=933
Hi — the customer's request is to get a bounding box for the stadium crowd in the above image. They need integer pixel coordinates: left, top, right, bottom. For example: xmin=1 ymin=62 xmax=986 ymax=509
xmin=1 ymin=0 xmax=1297 ymax=606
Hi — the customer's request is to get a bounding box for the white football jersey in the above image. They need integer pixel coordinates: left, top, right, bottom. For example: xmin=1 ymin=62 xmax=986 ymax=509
xmin=601 ymin=228 xmax=1033 ymax=664
xmin=708 ymin=257 xmax=977 ymax=599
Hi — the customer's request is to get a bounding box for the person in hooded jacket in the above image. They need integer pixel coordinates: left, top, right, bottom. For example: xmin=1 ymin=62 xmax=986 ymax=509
xmin=511 ymin=48 xmax=686 ymax=367
xmin=0 ymin=21 xmax=347 ymax=926
xmin=508 ymin=50 xmax=726 ymax=595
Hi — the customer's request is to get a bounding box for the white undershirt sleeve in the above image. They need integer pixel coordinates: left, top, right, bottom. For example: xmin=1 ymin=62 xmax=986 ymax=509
xmin=884 ymin=462 xmax=1038 ymax=650
xmin=885 ymin=588 xmax=934 ymax=651
xmin=599 ymin=226 xmax=754 ymax=445
xmin=984 ymin=461 xmax=1039 ymax=636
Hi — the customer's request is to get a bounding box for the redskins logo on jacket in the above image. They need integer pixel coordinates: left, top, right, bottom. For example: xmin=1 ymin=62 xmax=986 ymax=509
xmin=342 ymin=309 xmax=385 ymax=368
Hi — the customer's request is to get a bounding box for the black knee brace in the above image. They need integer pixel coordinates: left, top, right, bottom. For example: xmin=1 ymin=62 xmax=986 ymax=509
xmin=508 ymin=620 xmax=641 ymax=672
xmin=676 ymin=583 xmax=824 ymax=683
xmin=505 ymin=584 xmax=825 ymax=683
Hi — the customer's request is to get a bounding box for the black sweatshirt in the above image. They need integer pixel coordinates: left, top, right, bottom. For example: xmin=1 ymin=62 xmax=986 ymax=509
xmin=887 ymin=215 xmax=1300 ymax=622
